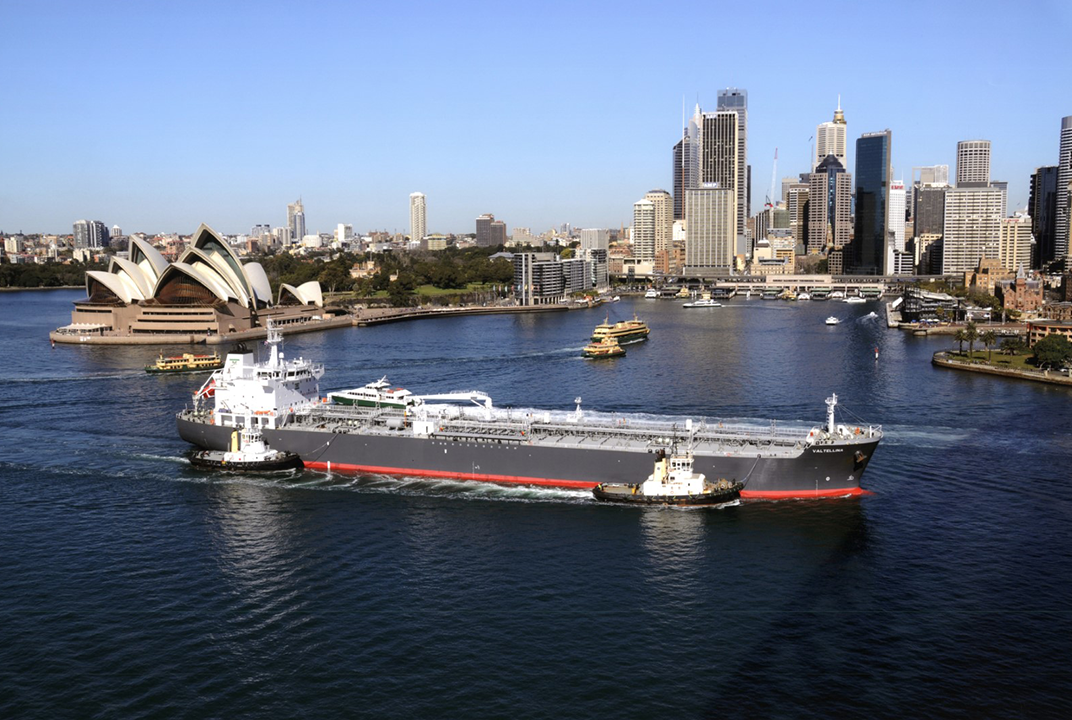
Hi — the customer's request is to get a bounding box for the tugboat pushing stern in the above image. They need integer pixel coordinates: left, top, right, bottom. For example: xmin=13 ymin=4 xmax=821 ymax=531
xmin=188 ymin=426 xmax=303 ymax=472
xmin=592 ymin=449 xmax=741 ymax=506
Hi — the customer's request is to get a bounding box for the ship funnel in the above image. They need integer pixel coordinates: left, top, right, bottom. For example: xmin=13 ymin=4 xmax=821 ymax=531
xmin=825 ymin=393 xmax=838 ymax=433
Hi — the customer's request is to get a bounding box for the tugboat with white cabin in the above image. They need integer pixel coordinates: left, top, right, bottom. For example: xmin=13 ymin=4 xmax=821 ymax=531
xmin=592 ymin=448 xmax=741 ymax=506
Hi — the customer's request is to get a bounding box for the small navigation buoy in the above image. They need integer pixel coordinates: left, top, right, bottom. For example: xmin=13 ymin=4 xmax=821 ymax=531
xmin=50 ymin=337 xmax=55 ymax=349
xmin=874 ymin=346 xmax=879 ymax=360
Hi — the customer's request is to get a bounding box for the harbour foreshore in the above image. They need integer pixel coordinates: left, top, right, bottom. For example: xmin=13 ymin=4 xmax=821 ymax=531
xmin=932 ymin=351 xmax=1072 ymax=386
xmin=50 ymin=304 xmax=570 ymax=345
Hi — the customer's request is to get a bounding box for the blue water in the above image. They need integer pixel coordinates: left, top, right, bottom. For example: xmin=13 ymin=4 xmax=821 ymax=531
xmin=1 ymin=290 xmax=1070 ymax=718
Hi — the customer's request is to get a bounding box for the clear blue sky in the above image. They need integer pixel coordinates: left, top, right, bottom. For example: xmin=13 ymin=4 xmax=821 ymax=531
xmin=2 ymin=0 xmax=1070 ymax=237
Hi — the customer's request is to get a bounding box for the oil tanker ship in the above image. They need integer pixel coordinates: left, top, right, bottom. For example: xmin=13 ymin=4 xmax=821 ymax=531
xmin=177 ymin=324 xmax=882 ymax=499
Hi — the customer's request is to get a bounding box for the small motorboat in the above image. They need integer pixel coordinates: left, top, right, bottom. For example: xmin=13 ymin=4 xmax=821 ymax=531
xmin=644 ymin=289 xmax=659 ymax=299
xmin=825 ymin=316 xmax=840 ymax=325
xmin=844 ymin=296 xmax=866 ymax=304
xmin=188 ymin=427 xmax=303 ymax=472
xmin=582 ymin=335 xmax=626 ymax=359
xmin=592 ymin=450 xmax=741 ymax=506
xmin=797 ymin=292 xmax=811 ymax=301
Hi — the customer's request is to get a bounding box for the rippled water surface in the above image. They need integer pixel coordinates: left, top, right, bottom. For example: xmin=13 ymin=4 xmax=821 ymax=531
xmin=2 ymin=290 xmax=1071 ymax=718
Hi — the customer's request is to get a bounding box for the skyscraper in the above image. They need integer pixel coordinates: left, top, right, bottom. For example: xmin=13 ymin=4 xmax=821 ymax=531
xmin=632 ymin=199 xmax=656 ymax=261
xmin=287 ymin=199 xmax=305 ymax=244
xmin=672 ymin=106 xmax=702 ymax=221
xmin=942 ymin=186 xmax=1004 ymax=273
xmin=73 ymin=220 xmax=109 ymax=249
xmin=717 ymin=88 xmax=748 ymax=253
xmin=476 ymin=214 xmax=494 ymax=247
xmin=1056 ymin=116 xmax=1072 ymax=262
xmin=1029 ymin=166 xmax=1059 ymax=266
xmin=999 ymin=215 xmax=1035 ymax=272
xmin=645 ymin=189 xmax=673 ymax=256
xmin=806 ymin=156 xmax=852 ymax=254
xmin=814 ymin=98 xmax=847 ymax=170
xmin=700 ymin=110 xmax=738 ymax=256
xmin=409 ymin=192 xmax=426 ymax=242
xmin=685 ymin=186 xmax=735 ymax=270
xmin=956 ymin=140 xmax=991 ymax=187
xmin=851 ymin=130 xmax=893 ymax=275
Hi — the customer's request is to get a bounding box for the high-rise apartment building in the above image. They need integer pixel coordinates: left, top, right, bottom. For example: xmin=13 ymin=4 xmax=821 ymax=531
xmin=999 ymin=215 xmax=1035 ymax=272
xmin=941 ymin=186 xmax=1004 ymax=273
xmin=111 ymin=225 xmax=122 ymax=238
xmin=807 ymin=156 xmax=852 ymax=254
xmin=956 ymin=140 xmax=991 ymax=187
xmin=409 ymin=192 xmax=426 ymax=243
xmin=1056 ymin=116 xmax=1072 ymax=262
xmin=814 ymin=98 xmax=847 ymax=170
xmin=632 ymin=199 xmax=656 ymax=261
xmin=685 ymin=186 xmax=735 ymax=270
xmin=476 ymin=214 xmax=494 ymax=247
xmin=490 ymin=220 xmax=507 ymax=247
xmin=73 ymin=220 xmax=109 ymax=249
xmin=645 ymin=189 xmax=673 ymax=256
xmin=287 ymin=199 xmax=306 ymax=245
xmin=785 ymin=178 xmax=810 ymax=248
xmin=888 ymin=180 xmax=908 ymax=274
xmin=717 ymin=88 xmax=748 ymax=254
xmin=1029 ymin=166 xmax=1059 ymax=266
xmin=851 ymin=130 xmax=893 ymax=275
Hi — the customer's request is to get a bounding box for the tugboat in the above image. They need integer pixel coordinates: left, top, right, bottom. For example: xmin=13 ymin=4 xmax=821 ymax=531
xmin=188 ymin=426 xmax=303 ymax=472
xmin=592 ymin=450 xmax=742 ymax=506
xmin=582 ymin=335 xmax=626 ymax=359
xmin=145 ymin=351 xmax=223 ymax=374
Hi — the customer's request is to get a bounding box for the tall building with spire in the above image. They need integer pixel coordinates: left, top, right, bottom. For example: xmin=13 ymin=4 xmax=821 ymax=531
xmin=814 ymin=98 xmax=847 ymax=170
xmin=672 ymin=105 xmax=702 ymax=221
xmin=287 ymin=199 xmax=305 ymax=244
xmin=1056 ymin=116 xmax=1072 ymax=263
xmin=716 ymin=88 xmax=748 ymax=254
xmin=806 ymin=155 xmax=852 ymax=254
xmin=409 ymin=192 xmax=426 ymax=242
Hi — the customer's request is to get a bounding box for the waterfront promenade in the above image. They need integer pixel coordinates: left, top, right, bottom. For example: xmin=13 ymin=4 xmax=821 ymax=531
xmin=932 ymin=350 xmax=1072 ymax=386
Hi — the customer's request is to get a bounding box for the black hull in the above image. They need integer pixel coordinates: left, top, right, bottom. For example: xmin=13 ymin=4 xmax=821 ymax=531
xmin=177 ymin=414 xmax=879 ymax=498
xmin=188 ymin=450 xmax=303 ymax=472
xmin=592 ymin=484 xmax=741 ymax=506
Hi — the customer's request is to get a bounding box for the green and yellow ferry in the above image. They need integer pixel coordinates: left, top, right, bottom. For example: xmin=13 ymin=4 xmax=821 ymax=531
xmin=590 ymin=314 xmax=650 ymax=345
xmin=145 ymin=352 xmax=223 ymax=374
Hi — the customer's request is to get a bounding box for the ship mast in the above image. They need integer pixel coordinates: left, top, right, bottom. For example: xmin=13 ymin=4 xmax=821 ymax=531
xmin=826 ymin=393 xmax=838 ymax=433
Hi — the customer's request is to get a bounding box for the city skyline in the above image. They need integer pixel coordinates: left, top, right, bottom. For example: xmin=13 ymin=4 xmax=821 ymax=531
xmin=3 ymin=1 xmax=1071 ymax=236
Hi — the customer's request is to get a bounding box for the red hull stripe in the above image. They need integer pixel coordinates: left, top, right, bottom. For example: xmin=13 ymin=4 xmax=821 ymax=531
xmin=740 ymin=487 xmax=870 ymax=499
xmin=303 ymin=461 xmax=869 ymax=498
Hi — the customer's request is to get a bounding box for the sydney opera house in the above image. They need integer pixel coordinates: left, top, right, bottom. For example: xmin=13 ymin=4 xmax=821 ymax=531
xmin=53 ymin=224 xmax=332 ymax=344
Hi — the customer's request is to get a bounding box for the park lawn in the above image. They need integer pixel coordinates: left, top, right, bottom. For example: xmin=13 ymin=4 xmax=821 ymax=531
xmin=955 ymin=351 xmax=1034 ymax=369
xmin=413 ymin=283 xmax=495 ymax=297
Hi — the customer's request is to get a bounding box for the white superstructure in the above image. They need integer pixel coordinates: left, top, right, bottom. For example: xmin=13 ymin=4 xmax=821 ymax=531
xmin=195 ymin=321 xmax=324 ymax=430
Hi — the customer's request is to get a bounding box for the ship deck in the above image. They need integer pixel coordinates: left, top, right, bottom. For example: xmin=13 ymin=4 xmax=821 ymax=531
xmin=259 ymin=403 xmax=882 ymax=459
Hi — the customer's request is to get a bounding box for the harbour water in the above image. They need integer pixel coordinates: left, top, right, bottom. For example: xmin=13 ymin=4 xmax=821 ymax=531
xmin=2 ymin=290 xmax=1071 ymax=717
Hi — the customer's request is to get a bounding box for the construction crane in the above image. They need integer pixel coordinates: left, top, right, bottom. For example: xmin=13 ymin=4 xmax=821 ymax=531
xmin=765 ymin=148 xmax=778 ymax=209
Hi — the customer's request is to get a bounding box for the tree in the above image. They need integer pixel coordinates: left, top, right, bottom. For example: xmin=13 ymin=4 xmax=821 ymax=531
xmin=980 ymin=330 xmax=997 ymax=363
xmin=1000 ymin=336 xmax=1027 ymax=355
xmin=964 ymin=320 xmax=979 ymax=358
xmin=1032 ymin=334 xmax=1072 ymax=370
xmin=954 ymin=329 xmax=968 ymax=355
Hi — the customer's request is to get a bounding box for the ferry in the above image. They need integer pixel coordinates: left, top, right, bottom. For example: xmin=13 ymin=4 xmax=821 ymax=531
xmin=145 ymin=352 xmax=223 ymax=374
xmin=683 ymin=298 xmax=722 ymax=308
xmin=329 ymin=377 xmax=421 ymax=409
xmin=591 ymin=314 xmax=650 ymax=345
xmin=582 ymin=336 xmax=626 ymax=359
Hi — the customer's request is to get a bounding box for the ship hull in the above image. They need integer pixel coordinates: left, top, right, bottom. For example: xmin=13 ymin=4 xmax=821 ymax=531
xmin=178 ymin=416 xmax=878 ymax=499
